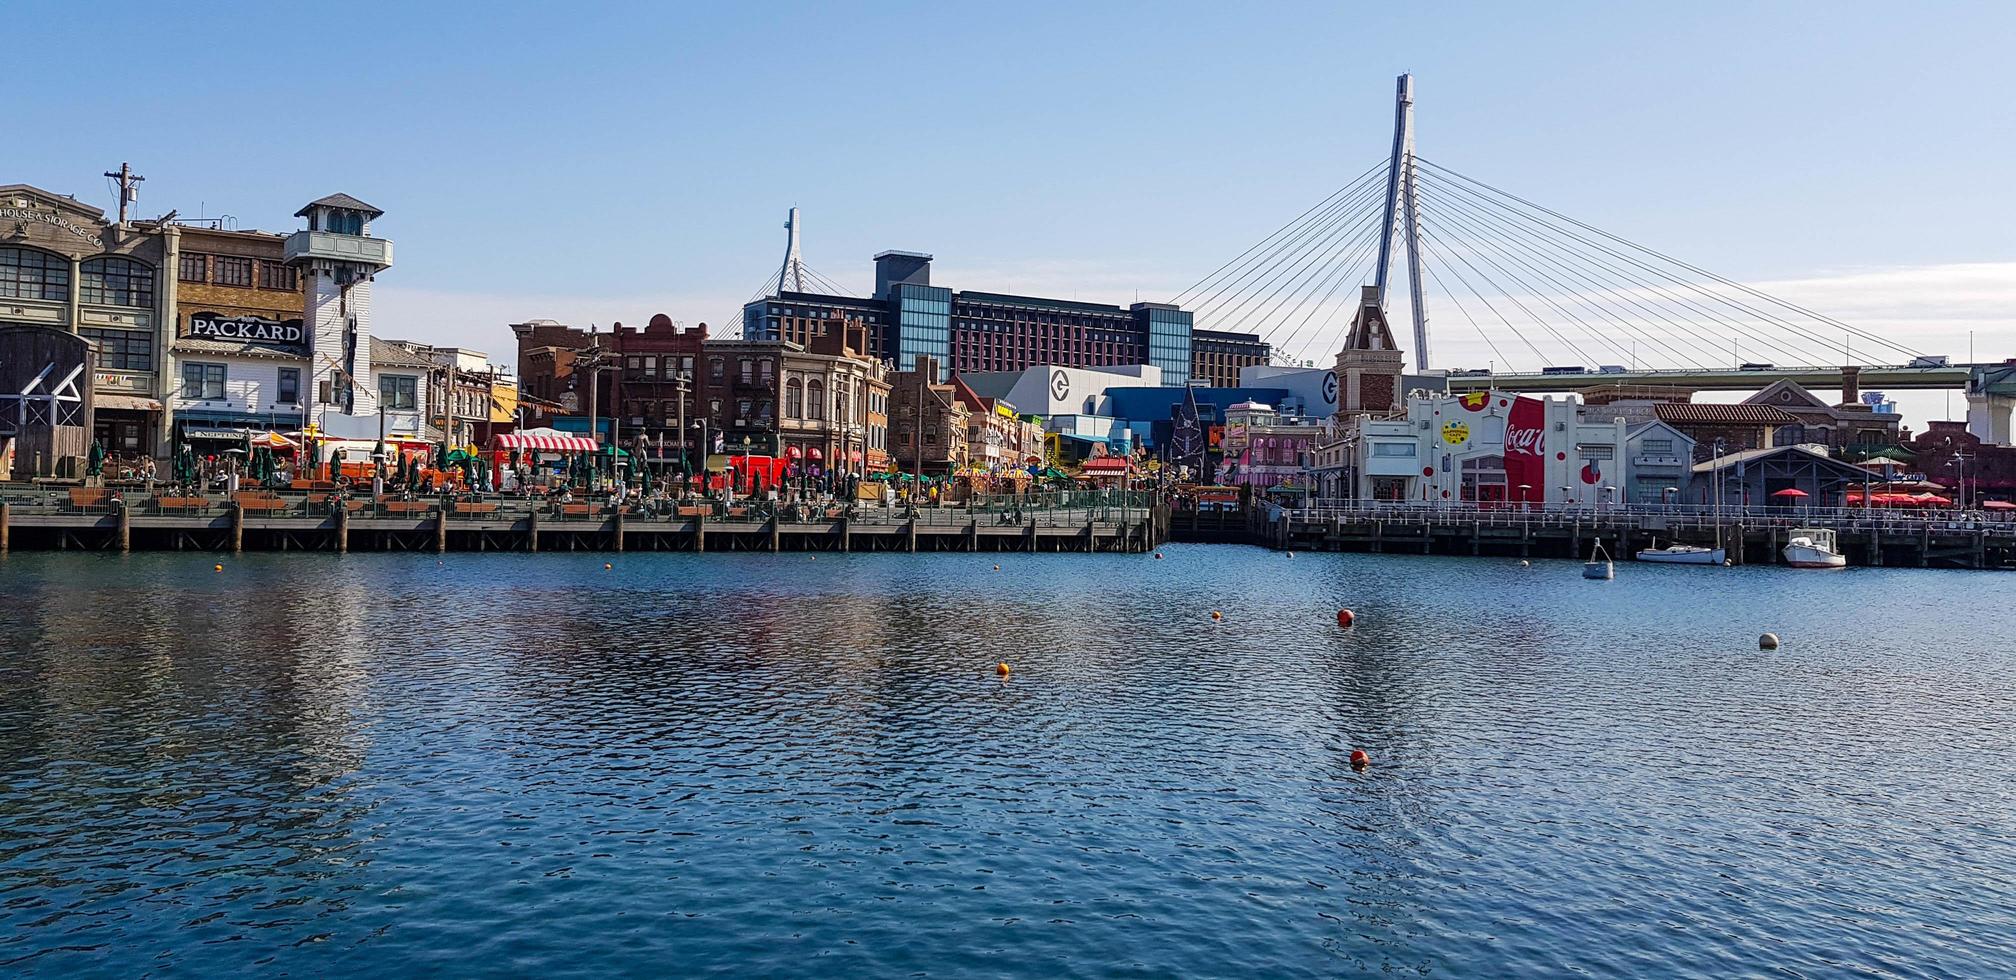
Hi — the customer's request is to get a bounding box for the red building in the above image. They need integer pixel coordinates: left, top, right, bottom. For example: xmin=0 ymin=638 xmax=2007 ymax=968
xmin=1906 ymin=421 xmax=2016 ymax=505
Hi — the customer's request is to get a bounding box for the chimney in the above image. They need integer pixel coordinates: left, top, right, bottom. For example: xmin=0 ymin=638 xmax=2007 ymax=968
xmin=1840 ymin=365 xmax=1861 ymax=407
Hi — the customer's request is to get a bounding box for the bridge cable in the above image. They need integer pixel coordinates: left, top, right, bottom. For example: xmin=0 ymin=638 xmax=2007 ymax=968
xmin=1171 ymin=160 xmax=1386 ymax=307
xmin=1188 ymin=176 xmax=1390 ymax=332
xmin=1415 ymin=167 xmax=1856 ymax=367
xmin=1416 ymin=157 xmax=1922 ymax=361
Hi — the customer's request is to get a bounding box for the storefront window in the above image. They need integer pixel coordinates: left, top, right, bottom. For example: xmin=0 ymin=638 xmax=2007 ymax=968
xmin=0 ymin=247 xmax=71 ymax=301
xmin=278 ymin=368 xmax=300 ymax=405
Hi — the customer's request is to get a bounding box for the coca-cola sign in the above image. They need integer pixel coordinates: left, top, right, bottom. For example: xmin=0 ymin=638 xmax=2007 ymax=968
xmin=1504 ymin=395 xmax=1546 ymax=500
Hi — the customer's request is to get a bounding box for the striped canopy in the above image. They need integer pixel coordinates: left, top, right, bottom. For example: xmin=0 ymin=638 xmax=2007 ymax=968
xmin=494 ymin=432 xmax=599 ymax=452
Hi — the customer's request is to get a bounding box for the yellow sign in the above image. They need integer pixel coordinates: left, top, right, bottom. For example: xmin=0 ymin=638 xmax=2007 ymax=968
xmin=490 ymin=383 xmax=520 ymax=423
xmin=1440 ymin=420 xmax=1470 ymax=445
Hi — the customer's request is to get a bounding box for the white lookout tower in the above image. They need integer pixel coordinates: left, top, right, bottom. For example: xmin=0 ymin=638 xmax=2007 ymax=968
xmin=284 ymin=194 xmax=393 ymax=425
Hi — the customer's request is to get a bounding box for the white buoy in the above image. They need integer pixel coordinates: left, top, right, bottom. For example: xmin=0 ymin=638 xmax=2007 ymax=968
xmin=1759 ymin=632 xmax=1781 ymax=650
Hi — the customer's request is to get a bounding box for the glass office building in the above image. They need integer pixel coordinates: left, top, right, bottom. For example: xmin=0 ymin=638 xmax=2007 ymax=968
xmin=888 ymin=282 xmax=953 ymax=379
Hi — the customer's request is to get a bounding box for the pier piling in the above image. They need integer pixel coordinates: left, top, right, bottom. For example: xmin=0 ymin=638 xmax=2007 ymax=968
xmin=435 ymin=507 xmax=448 ymax=553
xmin=0 ymin=502 xmax=9 ymax=555
xmin=116 ymin=502 xmax=130 ymax=553
xmin=335 ymin=504 xmax=349 ymax=554
xmin=524 ymin=509 xmax=537 ymax=553
xmin=229 ymin=501 xmax=244 ymax=553
xmin=614 ymin=510 xmax=627 ymax=552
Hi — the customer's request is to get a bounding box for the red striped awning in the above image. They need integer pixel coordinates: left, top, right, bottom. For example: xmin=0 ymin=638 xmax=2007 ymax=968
xmin=494 ymin=433 xmax=599 ymax=452
xmin=1079 ymin=457 xmax=1131 ymax=472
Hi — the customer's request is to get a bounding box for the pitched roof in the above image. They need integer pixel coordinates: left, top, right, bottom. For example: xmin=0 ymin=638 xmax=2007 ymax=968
xmin=1743 ymin=379 xmax=1830 ymax=410
xmin=1691 ymin=443 xmax=1873 ymax=476
xmin=295 ymin=193 xmax=384 ymax=218
xmin=370 ymin=337 xmax=433 ymax=368
xmin=1654 ymin=403 xmax=1799 ymax=425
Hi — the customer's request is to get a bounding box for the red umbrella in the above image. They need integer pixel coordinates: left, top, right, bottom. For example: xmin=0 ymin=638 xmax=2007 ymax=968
xmin=1771 ymin=488 xmax=1809 ymax=499
xmin=1983 ymin=500 xmax=2015 ymax=511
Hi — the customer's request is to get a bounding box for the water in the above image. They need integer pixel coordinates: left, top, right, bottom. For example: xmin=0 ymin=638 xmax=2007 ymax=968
xmin=1 ymin=549 xmax=2011 ymax=978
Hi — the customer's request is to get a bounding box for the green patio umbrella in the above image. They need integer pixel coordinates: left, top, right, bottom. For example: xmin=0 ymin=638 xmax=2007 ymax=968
xmin=328 ymin=449 xmax=344 ymax=484
xmin=87 ymin=439 xmax=105 ymax=477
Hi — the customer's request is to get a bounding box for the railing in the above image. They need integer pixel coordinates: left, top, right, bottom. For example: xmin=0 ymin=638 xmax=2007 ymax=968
xmin=1279 ymin=498 xmax=2016 ymax=537
xmin=0 ymin=486 xmax=1156 ymax=530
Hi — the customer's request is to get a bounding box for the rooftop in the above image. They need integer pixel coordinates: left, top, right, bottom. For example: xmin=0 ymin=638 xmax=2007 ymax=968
xmin=295 ymin=193 xmax=383 ymax=219
xmin=1654 ymin=403 xmax=1800 ymax=425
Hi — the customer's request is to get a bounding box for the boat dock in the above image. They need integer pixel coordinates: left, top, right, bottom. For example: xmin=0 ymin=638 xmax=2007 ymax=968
xmin=0 ymin=489 xmax=1170 ymax=555
xmin=1244 ymin=503 xmax=2016 ymax=570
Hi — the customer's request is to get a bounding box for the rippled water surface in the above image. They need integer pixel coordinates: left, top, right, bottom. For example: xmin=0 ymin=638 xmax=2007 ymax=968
xmin=1 ymin=548 xmax=2012 ymax=977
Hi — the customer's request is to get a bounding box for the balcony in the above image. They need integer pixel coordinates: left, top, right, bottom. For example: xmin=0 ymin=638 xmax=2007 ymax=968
xmin=283 ymin=230 xmax=393 ymax=270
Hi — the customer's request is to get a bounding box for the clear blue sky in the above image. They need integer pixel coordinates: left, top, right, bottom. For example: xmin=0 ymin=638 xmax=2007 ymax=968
xmin=13 ymin=0 xmax=2014 ymax=419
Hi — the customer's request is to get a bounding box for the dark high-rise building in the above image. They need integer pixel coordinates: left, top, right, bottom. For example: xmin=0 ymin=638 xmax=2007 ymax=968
xmin=742 ymin=251 xmax=1256 ymax=387
xmin=1192 ymin=329 xmax=1274 ymax=388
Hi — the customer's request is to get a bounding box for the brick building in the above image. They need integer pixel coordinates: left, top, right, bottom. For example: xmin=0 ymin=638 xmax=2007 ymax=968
xmin=1906 ymin=421 xmax=2016 ymax=505
xmin=168 ymin=225 xmax=310 ymax=453
xmin=1653 ymin=403 xmax=1800 ymax=461
xmin=1192 ymin=329 xmax=1272 ymax=388
xmin=889 ymin=355 xmax=969 ymax=476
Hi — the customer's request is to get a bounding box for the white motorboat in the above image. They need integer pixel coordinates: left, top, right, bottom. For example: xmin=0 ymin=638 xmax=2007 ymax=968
xmin=1635 ymin=541 xmax=1727 ymax=565
xmin=1783 ymin=527 xmax=1847 ymax=568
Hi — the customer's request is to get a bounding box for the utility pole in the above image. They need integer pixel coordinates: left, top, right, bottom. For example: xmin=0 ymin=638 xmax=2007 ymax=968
xmin=103 ymin=162 xmax=143 ymax=225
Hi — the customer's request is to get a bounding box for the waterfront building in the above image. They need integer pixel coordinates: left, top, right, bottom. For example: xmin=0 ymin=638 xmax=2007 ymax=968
xmin=1741 ymin=375 xmax=1902 ymax=455
xmin=287 ymin=194 xmax=396 ymax=444
xmin=1220 ymin=401 xmax=1318 ymax=490
xmin=701 ymin=338 xmax=785 ymax=456
xmin=1346 ymin=390 xmax=1629 ymax=506
xmin=511 ymin=319 xmax=607 ymax=430
xmin=889 ymin=355 xmax=969 ymax=476
xmin=610 ymin=316 xmax=707 ymax=467
xmin=1192 ymin=329 xmax=1272 ymax=389
xmin=1622 ymin=420 xmax=1697 ymax=503
xmin=0 ymin=324 xmax=94 ymax=479
xmin=951 ymin=377 xmax=1043 ymax=477
xmin=1652 ymin=402 xmax=1799 ymax=461
xmin=1 ymin=180 xmax=171 ymax=457
xmin=1905 ymin=420 xmax=2015 ymax=505
xmin=168 ymin=224 xmax=310 ymax=452
xmin=778 ymin=317 xmax=890 ymax=480
xmin=1689 ymin=443 xmax=1885 ymax=507
xmin=744 ymin=251 xmax=1229 ymax=385
xmin=1332 ymin=286 xmax=1406 ymax=420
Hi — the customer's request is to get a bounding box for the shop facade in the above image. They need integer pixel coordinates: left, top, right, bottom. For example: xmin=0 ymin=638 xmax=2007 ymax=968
xmin=167 ymin=225 xmax=310 ymax=451
xmin=1 ymin=182 xmax=170 ymax=461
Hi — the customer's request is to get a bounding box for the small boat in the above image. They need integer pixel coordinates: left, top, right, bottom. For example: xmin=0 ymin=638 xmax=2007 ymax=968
xmin=1783 ymin=527 xmax=1847 ymax=568
xmin=1635 ymin=540 xmax=1727 ymax=565
xmin=1583 ymin=540 xmax=1614 ymax=579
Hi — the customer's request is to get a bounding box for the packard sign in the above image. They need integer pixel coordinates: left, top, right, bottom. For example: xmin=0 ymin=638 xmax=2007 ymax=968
xmin=183 ymin=311 xmax=307 ymax=351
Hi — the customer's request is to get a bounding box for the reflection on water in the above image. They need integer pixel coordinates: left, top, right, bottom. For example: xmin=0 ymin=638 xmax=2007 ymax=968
xmin=2 ymin=550 xmax=2012 ymax=977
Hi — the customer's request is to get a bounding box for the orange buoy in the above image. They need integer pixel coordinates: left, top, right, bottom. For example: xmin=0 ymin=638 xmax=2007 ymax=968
xmin=213 ymin=563 xmax=223 ymax=572
xmin=1210 ymin=610 xmax=1223 ymax=621
xmin=1336 ymin=609 xmax=1356 ymax=627
xmin=1349 ymin=749 xmax=1370 ymax=767
xmin=603 ymin=563 xmax=613 ymax=570
xmin=995 ymin=662 xmax=1011 ymax=676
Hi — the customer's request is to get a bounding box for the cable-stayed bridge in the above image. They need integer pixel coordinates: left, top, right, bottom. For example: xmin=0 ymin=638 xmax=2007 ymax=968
xmin=1176 ymin=74 xmax=1979 ymax=394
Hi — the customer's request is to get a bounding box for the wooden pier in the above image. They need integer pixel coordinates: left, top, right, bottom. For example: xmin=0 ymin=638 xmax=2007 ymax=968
xmin=0 ymin=491 xmax=1170 ymax=555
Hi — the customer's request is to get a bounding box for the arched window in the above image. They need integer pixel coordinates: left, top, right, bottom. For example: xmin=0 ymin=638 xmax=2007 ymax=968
xmin=785 ymin=377 xmax=803 ymax=419
xmin=80 ymin=256 xmax=154 ymax=307
xmin=0 ymin=247 xmax=70 ymax=302
xmin=807 ymin=379 xmax=825 ymax=420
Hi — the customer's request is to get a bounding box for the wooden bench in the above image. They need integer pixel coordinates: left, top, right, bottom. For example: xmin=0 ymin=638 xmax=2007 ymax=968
xmin=68 ymin=488 xmax=112 ymax=509
xmin=727 ymin=506 xmax=750 ymax=519
xmin=677 ymin=505 xmax=708 ymax=518
xmin=560 ymin=503 xmax=596 ymax=517
xmin=380 ymin=500 xmax=436 ymax=515
xmin=155 ymin=496 xmax=214 ymax=511
xmin=237 ymin=497 xmax=292 ymax=512
xmin=454 ymin=501 xmax=500 ymax=515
